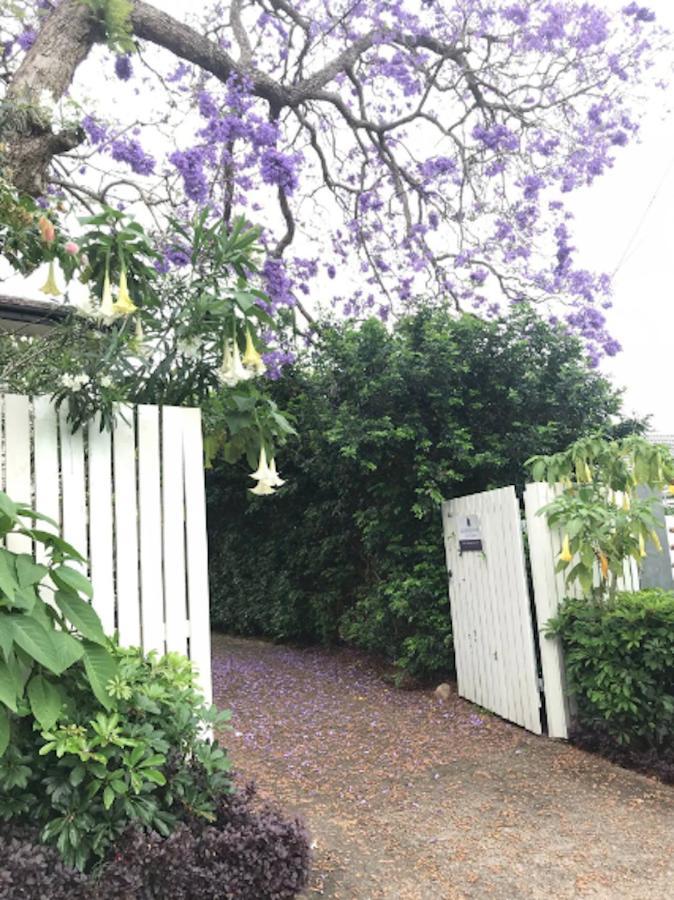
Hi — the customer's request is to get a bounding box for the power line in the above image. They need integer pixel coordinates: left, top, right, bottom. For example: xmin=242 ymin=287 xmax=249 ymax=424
xmin=612 ymin=148 xmax=674 ymax=277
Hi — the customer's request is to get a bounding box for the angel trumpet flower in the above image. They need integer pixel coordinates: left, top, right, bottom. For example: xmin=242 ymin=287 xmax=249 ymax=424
xmin=112 ymin=269 xmax=137 ymax=316
xmin=242 ymin=328 xmax=266 ymax=376
xmin=218 ymin=338 xmax=251 ymax=387
xmin=249 ymin=446 xmax=286 ymax=495
xmin=99 ymin=268 xmax=116 ymax=320
xmin=267 ymin=456 xmax=285 ymax=487
xmin=638 ymin=534 xmax=647 ymax=559
xmin=559 ymin=534 xmax=573 ymax=563
xmin=39 ymin=259 xmax=61 ymax=297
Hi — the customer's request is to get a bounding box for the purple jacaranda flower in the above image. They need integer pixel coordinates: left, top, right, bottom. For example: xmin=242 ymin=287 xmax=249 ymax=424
xmin=111 ymin=138 xmax=155 ymax=175
xmin=17 ymin=29 xmax=36 ymax=51
xmin=114 ymin=54 xmax=133 ymax=80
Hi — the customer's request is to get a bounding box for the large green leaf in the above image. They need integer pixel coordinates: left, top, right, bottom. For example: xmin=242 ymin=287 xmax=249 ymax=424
xmin=10 ymin=585 xmax=37 ymax=613
xmin=0 ymin=660 xmax=17 ymax=712
xmin=82 ymin=642 xmax=117 ymax=710
xmin=50 ymin=630 xmax=85 ymax=674
xmin=0 ymin=492 xmax=17 ymax=522
xmin=52 ymin=566 xmax=93 ymax=599
xmin=0 ymin=548 xmax=17 ymax=602
xmin=24 ymin=531 xmax=85 ymax=563
xmin=27 ymin=675 xmax=64 ymax=729
xmin=6 ymin=649 xmax=32 ymax=697
xmin=55 ymin=592 xmax=106 ymax=646
xmin=0 ymin=614 xmax=13 ymax=660
xmin=11 ymin=615 xmax=62 ymax=674
xmin=0 ymin=707 xmax=9 ymax=757
xmin=15 ymin=555 xmax=49 ymax=588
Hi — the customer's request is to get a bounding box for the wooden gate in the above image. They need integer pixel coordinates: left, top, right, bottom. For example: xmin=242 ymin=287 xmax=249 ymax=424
xmin=442 ymin=487 xmax=542 ymax=734
xmin=0 ymin=394 xmax=212 ymax=703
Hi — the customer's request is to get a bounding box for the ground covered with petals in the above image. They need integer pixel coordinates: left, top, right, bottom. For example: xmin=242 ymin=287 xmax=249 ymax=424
xmin=212 ymin=635 xmax=674 ymax=899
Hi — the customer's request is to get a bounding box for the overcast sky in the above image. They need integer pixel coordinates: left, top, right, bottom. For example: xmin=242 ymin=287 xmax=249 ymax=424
xmin=4 ymin=0 xmax=674 ymax=430
xmin=573 ymin=0 xmax=674 ymax=431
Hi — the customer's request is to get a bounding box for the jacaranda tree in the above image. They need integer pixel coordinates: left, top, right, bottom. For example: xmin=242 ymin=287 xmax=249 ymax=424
xmin=0 ymin=1 xmax=664 ymax=367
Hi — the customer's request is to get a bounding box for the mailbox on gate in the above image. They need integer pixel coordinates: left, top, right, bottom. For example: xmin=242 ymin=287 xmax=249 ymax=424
xmin=457 ymin=515 xmax=483 ymax=553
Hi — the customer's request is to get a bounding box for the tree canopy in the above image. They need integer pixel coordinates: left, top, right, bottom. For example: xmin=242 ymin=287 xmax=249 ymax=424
xmin=0 ymin=1 xmax=664 ymax=364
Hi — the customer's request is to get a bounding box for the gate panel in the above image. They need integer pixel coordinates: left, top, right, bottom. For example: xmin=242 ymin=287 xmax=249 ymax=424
xmin=442 ymin=487 xmax=542 ymax=734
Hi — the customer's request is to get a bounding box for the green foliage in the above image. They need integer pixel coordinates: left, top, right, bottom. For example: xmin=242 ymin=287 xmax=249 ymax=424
xmin=208 ymin=305 xmax=627 ymax=678
xmin=528 ymin=435 xmax=673 ymax=599
xmin=1 ymin=645 xmax=231 ymax=870
xmin=548 ymin=590 xmax=674 ymax=747
xmin=0 ymin=491 xmax=118 ymax=746
xmin=80 ymin=0 xmax=135 ymax=53
xmin=0 ymin=491 xmax=231 ymax=872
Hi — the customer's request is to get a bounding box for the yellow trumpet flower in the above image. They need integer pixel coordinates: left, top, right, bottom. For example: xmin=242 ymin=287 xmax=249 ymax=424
xmin=599 ymin=552 xmax=609 ymax=580
xmin=638 ymin=534 xmax=647 ymax=559
xmin=559 ymin=534 xmax=573 ymax=563
xmin=111 ymin=269 xmax=138 ymax=316
xmin=622 ymin=493 xmax=631 ymax=511
xmin=651 ymin=530 xmax=662 ymax=553
xmin=39 ymin=259 xmax=61 ymax=297
xmin=242 ymin=328 xmax=266 ymax=376
xmin=668 ymin=484 xmax=674 ymax=496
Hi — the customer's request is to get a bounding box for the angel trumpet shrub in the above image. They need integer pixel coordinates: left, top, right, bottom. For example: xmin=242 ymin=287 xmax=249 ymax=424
xmin=39 ymin=259 xmax=61 ymax=297
xmin=112 ymin=269 xmax=138 ymax=316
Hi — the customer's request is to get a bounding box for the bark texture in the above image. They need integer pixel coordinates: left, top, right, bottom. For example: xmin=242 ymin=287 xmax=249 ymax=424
xmin=4 ymin=0 xmax=101 ymax=194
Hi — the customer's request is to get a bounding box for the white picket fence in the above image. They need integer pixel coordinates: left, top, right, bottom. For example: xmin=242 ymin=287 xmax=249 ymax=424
xmin=443 ymin=483 xmax=640 ymax=740
xmin=1 ymin=393 xmax=212 ymax=703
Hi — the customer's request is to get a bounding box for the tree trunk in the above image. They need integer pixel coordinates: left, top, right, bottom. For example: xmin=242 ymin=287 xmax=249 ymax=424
xmin=3 ymin=0 xmax=101 ymax=195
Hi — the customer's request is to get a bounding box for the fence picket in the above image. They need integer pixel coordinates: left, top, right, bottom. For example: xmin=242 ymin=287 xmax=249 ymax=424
xmin=113 ymin=405 xmax=141 ymax=647
xmin=137 ymin=405 xmax=165 ymax=654
xmin=59 ymin=408 xmax=87 ymax=567
xmin=162 ymin=406 xmax=188 ymax=655
xmin=88 ymin=415 xmax=115 ymax=634
xmin=182 ymin=407 xmax=212 ymax=704
xmin=4 ymin=394 xmax=32 ymax=553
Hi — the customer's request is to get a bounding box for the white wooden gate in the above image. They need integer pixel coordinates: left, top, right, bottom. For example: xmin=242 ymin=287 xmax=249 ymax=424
xmin=442 ymin=487 xmax=543 ymax=734
xmin=444 ymin=483 xmax=641 ymax=739
xmin=0 ymin=394 xmax=212 ymax=703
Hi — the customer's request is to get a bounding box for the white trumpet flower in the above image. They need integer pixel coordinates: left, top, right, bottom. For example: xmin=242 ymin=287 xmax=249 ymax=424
xmin=218 ymin=338 xmax=252 ymax=387
xmin=249 ymin=446 xmax=285 ymax=495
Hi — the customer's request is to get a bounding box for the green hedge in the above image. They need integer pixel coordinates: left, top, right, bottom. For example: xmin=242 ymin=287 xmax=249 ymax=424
xmin=548 ymin=590 xmax=674 ymax=747
xmin=207 ymin=305 xmax=628 ymax=679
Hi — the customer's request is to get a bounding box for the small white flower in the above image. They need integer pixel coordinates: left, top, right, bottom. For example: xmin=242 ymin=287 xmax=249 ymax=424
xmin=178 ymin=337 xmax=202 ymax=359
xmin=100 ymin=375 xmax=113 ymax=388
xmin=61 ymin=373 xmax=89 ymax=392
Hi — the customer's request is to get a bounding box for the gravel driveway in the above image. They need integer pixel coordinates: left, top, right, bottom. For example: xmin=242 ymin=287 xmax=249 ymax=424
xmin=212 ymin=634 xmax=674 ymax=899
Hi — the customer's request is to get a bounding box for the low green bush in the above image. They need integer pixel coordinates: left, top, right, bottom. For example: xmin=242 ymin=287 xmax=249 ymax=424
xmin=548 ymin=590 xmax=674 ymax=748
